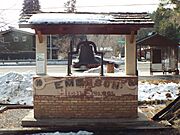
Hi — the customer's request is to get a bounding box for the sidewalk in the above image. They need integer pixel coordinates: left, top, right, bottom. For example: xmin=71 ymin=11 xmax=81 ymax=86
xmin=137 ymin=61 xmax=180 ymax=76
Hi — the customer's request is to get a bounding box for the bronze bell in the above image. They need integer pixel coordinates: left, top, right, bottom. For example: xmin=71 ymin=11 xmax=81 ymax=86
xmin=73 ymin=44 xmax=100 ymax=69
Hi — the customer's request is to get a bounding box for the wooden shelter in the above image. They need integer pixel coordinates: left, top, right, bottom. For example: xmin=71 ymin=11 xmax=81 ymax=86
xmin=137 ymin=33 xmax=179 ymax=75
xmin=19 ymin=12 xmax=153 ymax=121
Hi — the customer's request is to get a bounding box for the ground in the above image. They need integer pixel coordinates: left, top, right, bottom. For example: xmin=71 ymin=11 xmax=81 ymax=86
xmin=0 ymin=105 xmax=179 ymax=134
xmin=0 ymin=109 xmax=30 ymax=129
xmin=0 ymin=63 xmax=179 ymax=134
xmin=139 ymin=104 xmax=180 ymax=135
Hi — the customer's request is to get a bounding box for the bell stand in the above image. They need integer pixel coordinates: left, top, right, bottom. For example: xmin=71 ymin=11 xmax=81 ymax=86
xmin=67 ymin=40 xmax=104 ymax=76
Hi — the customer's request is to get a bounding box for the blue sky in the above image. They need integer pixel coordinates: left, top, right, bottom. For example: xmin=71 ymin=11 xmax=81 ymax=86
xmin=0 ymin=0 xmax=160 ymax=29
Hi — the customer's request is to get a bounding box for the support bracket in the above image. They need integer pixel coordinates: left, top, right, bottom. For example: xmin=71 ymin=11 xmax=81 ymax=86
xmin=36 ymin=30 xmax=43 ymax=43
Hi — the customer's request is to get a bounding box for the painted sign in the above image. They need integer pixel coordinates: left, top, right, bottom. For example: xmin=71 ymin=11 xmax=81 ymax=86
xmin=36 ymin=53 xmax=45 ymax=75
xmin=33 ymin=77 xmax=138 ymax=97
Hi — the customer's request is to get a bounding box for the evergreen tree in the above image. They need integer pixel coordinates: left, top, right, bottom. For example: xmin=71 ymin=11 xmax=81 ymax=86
xmin=21 ymin=0 xmax=41 ymax=15
xmin=151 ymin=0 xmax=180 ymax=42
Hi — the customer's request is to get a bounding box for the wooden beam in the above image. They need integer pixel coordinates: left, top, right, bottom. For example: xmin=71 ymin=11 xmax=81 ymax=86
xmin=130 ymin=31 xmax=135 ymax=43
xmin=36 ymin=30 xmax=43 ymax=43
xmin=32 ymin=25 xmax=141 ymax=35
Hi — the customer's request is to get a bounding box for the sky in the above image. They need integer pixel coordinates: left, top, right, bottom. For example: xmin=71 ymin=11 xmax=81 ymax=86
xmin=0 ymin=0 xmax=160 ymax=30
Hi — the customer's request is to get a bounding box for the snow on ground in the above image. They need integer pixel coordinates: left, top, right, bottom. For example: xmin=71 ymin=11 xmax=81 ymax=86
xmin=139 ymin=82 xmax=180 ymax=101
xmin=0 ymin=72 xmax=179 ymax=105
xmin=0 ymin=72 xmax=34 ymax=105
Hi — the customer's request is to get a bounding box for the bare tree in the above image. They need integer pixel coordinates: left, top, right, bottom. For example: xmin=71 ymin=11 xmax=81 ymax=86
xmin=56 ymin=0 xmax=86 ymax=59
xmin=64 ymin=0 xmax=76 ymax=13
xmin=87 ymin=35 xmax=120 ymax=57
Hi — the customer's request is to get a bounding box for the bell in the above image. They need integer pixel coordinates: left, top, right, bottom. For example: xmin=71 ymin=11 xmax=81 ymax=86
xmin=73 ymin=44 xmax=99 ymax=68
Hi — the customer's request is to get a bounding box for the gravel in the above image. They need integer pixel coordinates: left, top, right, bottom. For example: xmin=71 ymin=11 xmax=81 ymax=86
xmin=0 ymin=109 xmax=31 ymax=129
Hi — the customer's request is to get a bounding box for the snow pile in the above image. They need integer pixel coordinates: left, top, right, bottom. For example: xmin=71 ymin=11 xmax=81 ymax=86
xmin=139 ymin=82 xmax=180 ymax=101
xmin=33 ymin=131 xmax=93 ymax=135
xmin=0 ymin=72 xmax=179 ymax=105
xmin=0 ymin=72 xmax=34 ymax=105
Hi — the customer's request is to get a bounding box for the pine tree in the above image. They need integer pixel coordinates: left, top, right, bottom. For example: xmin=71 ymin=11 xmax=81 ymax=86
xmin=21 ymin=0 xmax=41 ymax=15
xmin=151 ymin=0 xmax=180 ymax=42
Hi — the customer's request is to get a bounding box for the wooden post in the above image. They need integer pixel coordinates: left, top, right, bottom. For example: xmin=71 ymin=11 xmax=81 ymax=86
xmin=36 ymin=35 xmax=47 ymax=75
xmin=125 ymin=34 xmax=136 ymax=75
xmin=139 ymin=45 xmax=142 ymax=61
xmin=107 ymin=63 xmax=114 ymax=73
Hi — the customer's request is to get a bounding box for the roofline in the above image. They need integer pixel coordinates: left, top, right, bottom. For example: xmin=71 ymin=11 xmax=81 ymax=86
xmin=137 ymin=33 xmax=179 ymax=46
xmin=25 ymin=11 xmax=150 ymax=15
xmin=12 ymin=28 xmax=35 ymax=35
xmin=0 ymin=28 xmax=35 ymax=35
xmin=136 ymin=33 xmax=157 ymax=44
xmin=19 ymin=23 xmax=154 ymax=35
xmin=19 ymin=23 xmax=154 ymax=29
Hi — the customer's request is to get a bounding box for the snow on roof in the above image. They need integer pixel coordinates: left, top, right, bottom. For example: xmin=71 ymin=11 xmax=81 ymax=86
xmin=29 ymin=13 xmax=112 ymax=24
xmin=17 ymin=28 xmax=35 ymax=34
xmin=26 ymin=12 xmax=153 ymax=25
xmin=0 ymin=27 xmax=35 ymax=35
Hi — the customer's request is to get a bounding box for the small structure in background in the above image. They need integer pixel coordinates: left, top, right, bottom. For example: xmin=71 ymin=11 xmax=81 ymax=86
xmin=137 ymin=33 xmax=179 ymax=75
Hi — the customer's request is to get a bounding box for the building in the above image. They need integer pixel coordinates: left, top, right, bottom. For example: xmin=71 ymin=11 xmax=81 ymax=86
xmin=0 ymin=28 xmax=61 ymax=60
xmin=0 ymin=27 xmax=35 ymax=60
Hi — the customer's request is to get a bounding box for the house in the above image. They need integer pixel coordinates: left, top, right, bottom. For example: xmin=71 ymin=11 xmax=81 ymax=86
xmin=0 ymin=27 xmax=35 ymax=60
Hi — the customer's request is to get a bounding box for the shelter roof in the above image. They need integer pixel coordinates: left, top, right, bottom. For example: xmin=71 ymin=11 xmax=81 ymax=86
xmin=19 ymin=12 xmax=154 ymax=35
xmin=137 ymin=33 xmax=179 ymax=47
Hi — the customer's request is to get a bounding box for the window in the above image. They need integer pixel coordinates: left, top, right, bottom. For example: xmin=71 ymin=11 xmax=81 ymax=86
xmin=0 ymin=37 xmax=4 ymax=42
xmin=152 ymin=49 xmax=161 ymax=63
xmin=13 ymin=36 xmax=19 ymax=42
xmin=22 ymin=36 xmax=27 ymax=42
